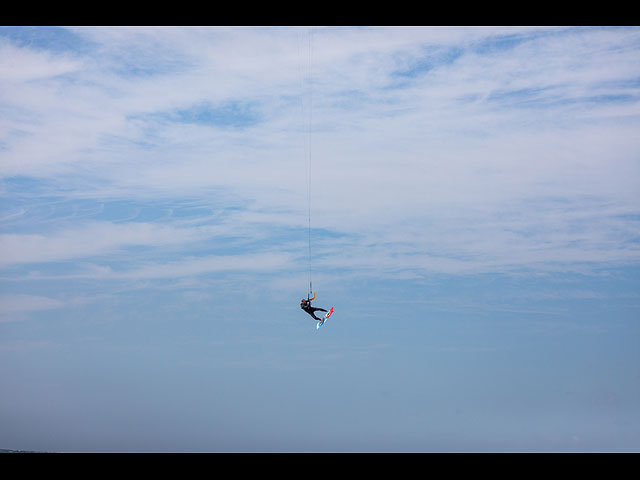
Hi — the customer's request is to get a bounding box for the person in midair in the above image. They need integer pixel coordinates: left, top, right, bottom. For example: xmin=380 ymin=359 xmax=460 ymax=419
xmin=300 ymin=292 xmax=328 ymax=321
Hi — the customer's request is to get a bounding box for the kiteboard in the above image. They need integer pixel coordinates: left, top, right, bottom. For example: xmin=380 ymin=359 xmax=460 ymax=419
xmin=316 ymin=307 xmax=334 ymax=329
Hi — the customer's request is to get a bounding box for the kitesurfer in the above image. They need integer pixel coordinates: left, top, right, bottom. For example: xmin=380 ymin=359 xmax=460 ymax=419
xmin=300 ymin=292 xmax=328 ymax=321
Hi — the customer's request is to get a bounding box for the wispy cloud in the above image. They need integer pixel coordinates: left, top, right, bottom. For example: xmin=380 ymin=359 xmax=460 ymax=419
xmin=1 ymin=26 xmax=639 ymax=284
xmin=0 ymin=40 xmax=81 ymax=82
xmin=0 ymin=293 xmax=66 ymax=313
xmin=0 ymin=220 xmax=208 ymax=267
xmin=85 ymin=251 xmax=294 ymax=280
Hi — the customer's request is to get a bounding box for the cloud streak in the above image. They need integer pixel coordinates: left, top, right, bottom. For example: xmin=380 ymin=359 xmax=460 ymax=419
xmin=0 ymin=220 xmax=212 ymax=267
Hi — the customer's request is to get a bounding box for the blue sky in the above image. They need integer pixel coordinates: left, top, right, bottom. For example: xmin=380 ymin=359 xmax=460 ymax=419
xmin=1 ymin=26 xmax=639 ymax=452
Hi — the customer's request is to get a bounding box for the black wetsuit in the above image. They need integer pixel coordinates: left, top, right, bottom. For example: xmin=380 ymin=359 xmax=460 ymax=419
xmin=301 ymin=300 xmax=327 ymax=321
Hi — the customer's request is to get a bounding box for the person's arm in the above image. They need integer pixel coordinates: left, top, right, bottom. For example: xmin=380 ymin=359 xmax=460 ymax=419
xmin=309 ymin=292 xmax=315 ymax=301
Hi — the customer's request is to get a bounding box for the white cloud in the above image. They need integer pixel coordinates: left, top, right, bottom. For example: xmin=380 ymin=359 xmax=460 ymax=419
xmin=0 ymin=293 xmax=65 ymax=313
xmin=0 ymin=41 xmax=80 ymax=83
xmin=11 ymin=251 xmax=295 ymax=282
xmin=0 ymin=221 xmax=212 ymax=267
xmin=109 ymin=251 xmax=293 ymax=279
xmin=1 ymin=27 xmax=638 ymax=279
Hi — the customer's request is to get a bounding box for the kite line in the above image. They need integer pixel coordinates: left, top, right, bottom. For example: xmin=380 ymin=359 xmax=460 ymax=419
xmin=299 ymin=28 xmax=314 ymax=297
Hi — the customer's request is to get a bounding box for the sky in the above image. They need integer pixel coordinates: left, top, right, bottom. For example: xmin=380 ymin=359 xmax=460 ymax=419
xmin=0 ymin=26 xmax=639 ymax=452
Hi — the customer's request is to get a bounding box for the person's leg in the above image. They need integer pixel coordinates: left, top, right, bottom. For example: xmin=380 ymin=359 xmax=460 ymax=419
xmin=312 ymin=307 xmax=328 ymax=321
